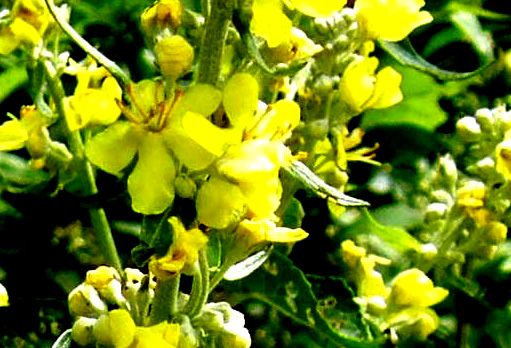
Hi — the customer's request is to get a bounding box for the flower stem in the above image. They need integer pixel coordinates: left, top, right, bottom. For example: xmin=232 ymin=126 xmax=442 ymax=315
xmin=149 ymin=275 xmax=181 ymax=325
xmin=43 ymin=59 xmax=122 ymax=273
xmin=187 ymin=249 xmax=210 ymax=318
xmin=197 ymin=0 xmax=234 ymax=86
xmin=43 ymin=0 xmax=131 ymax=91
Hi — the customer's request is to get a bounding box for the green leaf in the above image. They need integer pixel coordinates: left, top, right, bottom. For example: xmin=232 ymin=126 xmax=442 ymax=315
xmin=132 ymin=213 xmax=174 ymax=266
xmin=0 ymin=66 xmax=28 ymax=104
xmin=224 ymin=249 xmax=271 ymax=280
xmin=450 ymin=11 xmax=494 ymax=64
xmin=0 ymin=152 xmax=51 ymax=193
xmin=51 ymin=329 xmax=72 ymax=348
xmin=360 ymin=64 xmax=449 ymax=131
xmin=0 ymin=198 xmax=21 ymax=218
xmin=343 ymin=208 xmax=421 ymax=254
xmin=229 ymin=251 xmax=381 ymax=347
xmin=379 ymin=39 xmax=492 ymax=80
xmin=207 ymin=231 xmax=222 ymax=271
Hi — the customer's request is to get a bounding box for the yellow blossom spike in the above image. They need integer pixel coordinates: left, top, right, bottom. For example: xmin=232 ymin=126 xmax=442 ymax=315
xmin=85 ymin=121 xmax=140 ymax=175
xmin=284 ymin=0 xmax=347 ymax=18
xmin=196 ymin=175 xmax=246 ymax=229
xmin=388 ymin=268 xmax=449 ymax=308
xmin=0 ymin=118 xmax=28 ymax=151
xmin=128 ymin=132 xmax=176 ymax=215
xmin=251 ymin=0 xmax=292 ymax=48
xmin=355 ymin=0 xmax=433 ymax=42
xmin=223 ymin=73 xmax=259 ymax=129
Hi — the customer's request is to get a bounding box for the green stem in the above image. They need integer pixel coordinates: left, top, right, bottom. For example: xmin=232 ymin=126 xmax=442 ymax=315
xmin=197 ymin=0 xmax=234 ymax=86
xmin=181 ymin=262 xmax=202 ymax=315
xmin=43 ymin=60 xmax=122 ymax=273
xmin=149 ymin=275 xmax=181 ymax=325
xmin=43 ymin=0 xmax=131 ymax=91
xmin=188 ymin=249 xmax=210 ymax=318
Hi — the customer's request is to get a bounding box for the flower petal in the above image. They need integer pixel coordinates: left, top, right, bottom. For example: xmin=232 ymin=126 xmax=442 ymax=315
xmin=284 ymin=0 xmax=346 ymax=18
xmin=0 ymin=119 xmax=28 ymax=151
xmin=196 ymin=175 xmax=246 ymax=229
xmin=223 ymin=73 xmax=259 ymax=129
xmin=128 ymin=132 xmax=176 ymax=215
xmin=85 ymin=121 xmax=138 ymax=174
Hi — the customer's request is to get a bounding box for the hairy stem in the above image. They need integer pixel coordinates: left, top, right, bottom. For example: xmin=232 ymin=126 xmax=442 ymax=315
xmin=197 ymin=0 xmax=234 ymax=86
xmin=43 ymin=59 xmax=123 ymax=273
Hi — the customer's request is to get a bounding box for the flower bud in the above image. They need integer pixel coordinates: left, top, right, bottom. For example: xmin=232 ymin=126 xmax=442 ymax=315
xmin=141 ymin=0 xmax=183 ymax=34
xmin=496 ymin=139 xmax=511 ymax=181
xmin=474 ymin=245 xmax=498 ymax=259
xmin=154 ymin=35 xmax=194 ymax=80
xmin=71 ymin=317 xmax=97 ymax=347
xmin=425 ymin=203 xmax=448 ymax=221
xmin=456 ymin=116 xmax=481 ymax=142
xmin=85 ymin=266 xmax=126 ymax=306
xmin=68 ymin=284 xmax=107 ymax=318
xmin=475 ymin=108 xmax=494 ymax=132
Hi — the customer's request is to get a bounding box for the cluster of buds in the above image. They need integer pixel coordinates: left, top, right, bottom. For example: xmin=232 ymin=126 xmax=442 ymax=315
xmin=68 ymin=265 xmax=251 ymax=347
xmin=415 ymin=107 xmax=511 ymax=266
xmin=341 ymin=240 xmax=449 ymax=342
xmin=140 ymin=0 xmax=194 ymax=80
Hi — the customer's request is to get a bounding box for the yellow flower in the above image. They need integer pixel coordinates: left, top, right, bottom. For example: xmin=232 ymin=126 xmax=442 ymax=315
xmin=387 ymin=268 xmax=449 ymax=308
xmin=0 ymin=0 xmax=53 ymax=54
xmin=266 ymin=27 xmax=323 ymax=64
xmin=149 ymin=217 xmax=208 ymax=277
xmin=183 ymin=73 xmax=300 ymax=228
xmin=85 ymin=79 xmax=228 ymax=214
xmin=456 ymin=180 xmax=492 ymax=226
xmin=384 ymin=307 xmax=440 ymax=341
xmin=251 ymin=0 xmax=346 ymax=48
xmin=64 ymin=61 xmax=122 ymax=131
xmin=339 ymin=55 xmax=403 ymax=114
xmin=129 ymin=321 xmax=180 ymax=348
xmin=354 ymin=0 xmax=433 ymax=42
xmin=0 ymin=283 xmax=8 ymax=307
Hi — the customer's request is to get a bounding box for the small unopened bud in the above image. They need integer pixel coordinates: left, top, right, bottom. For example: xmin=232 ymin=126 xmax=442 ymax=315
xmin=141 ymin=0 xmax=183 ymax=34
xmin=456 ymin=116 xmax=481 ymax=142
xmin=68 ymin=284 xmax=107 ymax=318
xmin=419 ymin=243 xmax=438 ymax=261
xmin=425 ymin=203 xmax=448 ymax=221
xmin=475 ymin=108 xmax=494 ymax=132
xmin=71 ymin=317 xmax=97 ymax=347
xmin=155 ymin=35 xmax=194 ymax=80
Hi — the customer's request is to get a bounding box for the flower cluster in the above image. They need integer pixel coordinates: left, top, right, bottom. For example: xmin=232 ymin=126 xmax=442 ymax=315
xmin=341 ymin=240 xmax=449 ymax=341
